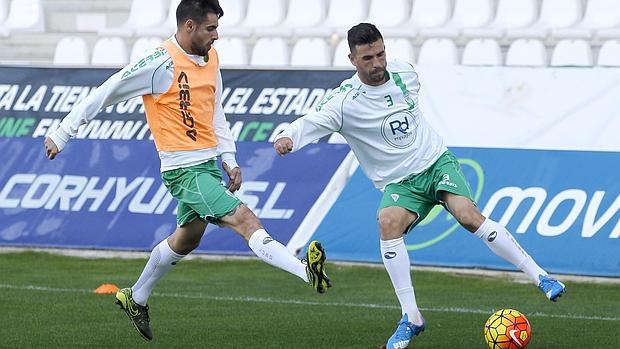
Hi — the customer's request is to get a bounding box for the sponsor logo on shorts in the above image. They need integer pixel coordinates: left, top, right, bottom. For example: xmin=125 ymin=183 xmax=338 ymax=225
xmin=439 ymin=174 xmax=458 ymax=188
xmin=391 ymin=194 xmax=400 ymax=202
xmin=487 ymin=231 xmax=498 ymax=242
xmin=384 ymin=251 xmax=397 ymax=259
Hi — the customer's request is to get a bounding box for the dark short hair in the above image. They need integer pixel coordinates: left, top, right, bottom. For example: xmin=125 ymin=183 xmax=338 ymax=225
xmin=176 ymin=0 xmax=224 ymax=26
xmin=347 ymin=23 xmax=383 ymax=52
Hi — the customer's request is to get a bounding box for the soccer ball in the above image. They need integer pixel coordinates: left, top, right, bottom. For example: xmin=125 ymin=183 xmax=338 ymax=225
xmin=483 ymin=309 xmax=531 ymax=349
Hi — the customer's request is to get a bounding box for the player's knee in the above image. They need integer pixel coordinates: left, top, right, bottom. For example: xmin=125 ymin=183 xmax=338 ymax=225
xmin=169 ymin=231 xmax=202 ymax=255
xmin=378 ymin=214 xmax=405 ymax=239
xmin=455 ymin=209 xmax=484 ymax=232
xmin=239 ymin=205 xmax=261 ymax=225
xmin=232 ymin=205 xmax=263 ymax=239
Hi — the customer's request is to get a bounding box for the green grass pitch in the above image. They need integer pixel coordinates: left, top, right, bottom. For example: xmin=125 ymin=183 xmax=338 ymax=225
xmin=1 ymin=251 xmax=618 ymax=348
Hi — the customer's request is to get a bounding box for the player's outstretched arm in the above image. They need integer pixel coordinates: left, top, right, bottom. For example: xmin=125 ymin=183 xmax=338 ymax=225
xmin=44 ymin=48 xmax=168 ymax=160
xmin=273 ymin=92 xmax=342 ymax=156
xmin=44 ymin=137 xmax=60 ymax=160
xmin=274 ymin=137 xmax=293 ymax=156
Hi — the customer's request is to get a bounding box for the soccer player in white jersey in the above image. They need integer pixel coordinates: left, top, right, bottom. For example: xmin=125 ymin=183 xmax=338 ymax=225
xmin=274 ymin=23 xmax=566 ymax=349
xmin=43 ymin=0 xmax=331 ymax=341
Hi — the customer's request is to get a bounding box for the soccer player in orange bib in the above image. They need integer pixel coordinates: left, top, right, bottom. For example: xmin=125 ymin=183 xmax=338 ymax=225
xmin=43 ymin=0 xmax=331 ymax=341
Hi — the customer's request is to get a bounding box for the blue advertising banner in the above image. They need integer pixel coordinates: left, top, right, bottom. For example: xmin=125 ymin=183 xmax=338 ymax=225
xmin=0 ymin=66 xmax=352 ymax=142
xmin=312 ymin=148 xmax=620 ymax=277
xmin=0 ymin=137 xmax=350 ymax=253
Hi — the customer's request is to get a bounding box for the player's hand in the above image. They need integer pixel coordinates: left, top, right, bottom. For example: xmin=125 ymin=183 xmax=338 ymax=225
xmin=274 ymin=137 xmax=293 ymax=156
xmin=44 ymin=137 xmax=60 ymax=160
xmin=222 ymin=162 xmax=242 ymax=193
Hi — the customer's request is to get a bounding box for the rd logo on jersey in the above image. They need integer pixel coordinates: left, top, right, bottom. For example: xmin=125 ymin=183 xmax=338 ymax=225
xmin=381 ymin=110 xmax=418 ymax=149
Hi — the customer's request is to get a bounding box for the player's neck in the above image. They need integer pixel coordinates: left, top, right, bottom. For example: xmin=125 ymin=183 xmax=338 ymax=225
xmin=174 ymin=34 xmax=195 ymax=56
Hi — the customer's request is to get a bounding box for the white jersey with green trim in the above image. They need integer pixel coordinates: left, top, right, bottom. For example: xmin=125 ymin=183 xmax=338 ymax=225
xmin=277 ymin=60 xmax=447 ymax=190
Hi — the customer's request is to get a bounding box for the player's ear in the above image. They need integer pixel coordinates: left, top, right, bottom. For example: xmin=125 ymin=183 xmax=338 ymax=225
xmin=183 ymin=19 xmax=195 ymax=33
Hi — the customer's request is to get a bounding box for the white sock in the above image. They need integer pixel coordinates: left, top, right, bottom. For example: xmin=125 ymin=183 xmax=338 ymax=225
xmin=131 ymin=238 xmax=184 ymax=306
xmin=475 ymin=218 xmax=547 ymax=284
xmin=248 ymin=229 xmax=308 ymax=282
xmin=381 ymin=237 xmax=423 ymax=325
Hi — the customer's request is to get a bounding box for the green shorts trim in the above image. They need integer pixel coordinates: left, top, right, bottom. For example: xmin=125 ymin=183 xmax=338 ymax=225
xmin=161 ymin=160 xmax=242 ymax=226
xmin=378 ymin=150 xmax=474 ymax=227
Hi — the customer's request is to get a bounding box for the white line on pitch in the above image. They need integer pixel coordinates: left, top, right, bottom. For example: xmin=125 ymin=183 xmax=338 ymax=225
xmin=1 ymin=283 xmax=618 ymax=322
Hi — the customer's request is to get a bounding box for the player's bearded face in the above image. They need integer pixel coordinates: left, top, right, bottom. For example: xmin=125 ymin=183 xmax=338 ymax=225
xmin=351 ymin=40 xmax=387 ymax=86
xmin=189 ymin=13 xmax=219 ymax=57
xmin=368 ymin=61 xmax=387 ymax=83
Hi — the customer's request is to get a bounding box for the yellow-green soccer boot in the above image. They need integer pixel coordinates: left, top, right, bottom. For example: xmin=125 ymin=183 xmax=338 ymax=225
xmin=115 ymin=288 xmax=153 ymax=340
xmin=305 ymin=241 xmax=332 ymax=293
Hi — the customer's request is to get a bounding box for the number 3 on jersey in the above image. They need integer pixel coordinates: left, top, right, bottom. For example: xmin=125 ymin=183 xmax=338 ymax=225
xmin=384 ymin=95 xmax=394 ymax=107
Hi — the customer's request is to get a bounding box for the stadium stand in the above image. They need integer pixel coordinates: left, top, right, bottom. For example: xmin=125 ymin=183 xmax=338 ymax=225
xmin=1 ymin=0 xmax=620 ymax=67
xmin=593 ymin=0 xmax=620 ymax=40
xmin=53 ymin=35 xmax=89 ymax=65
xmin=384 ymin=38 xmax=416 ymax=63
xmin=254 ymin=0 xmax=327 ymax=38
xmin=91 ymin=36 xmax=128 ymax=66
xmin=418 ymin=0 xmax=494 ymax=41
xmin=506 ymin=0 xmax=583 ymax=40
xmin=129 ymin=36 xmax=162 ymax=62
xmin=461 ymin=38 xmax=503 ymax=66
xmin=135 ymin=0 xmax=180 ymax=38
xmin=505 ymin=38 xmax=548 ymax=66
xmin=0 ymin=0 xmax=9 ymax=26
xmin=0 ymin=0 xmax=44 ymax=37
xmin=417 ymin=38 xmax=459 ymax=65
xmin=250 ymin=37 xmax=289 ymax=66
xmin=290 ymin=37 xmax=331 ymax=67
xmin=296 ymin=0 xmax=368 ymax=38
xmin=463 ymin=0 xmax=539 ymax=40
xmin=597 ymin=39 xmax=620 ymax=66
xmin=366 ymin=0 xmax=410 ymax=30
xmin=98 ymin=0 xmax=167 ymax=37
xmin=242 ymin=0 xmax=286 ymax=29
xmin=382 ymin=0 xmax=452 ymax=39
xmin=550 ymin=39 xmax=594 ymax=66
xmin=332 ymin=38 xmax=352 ymax=67
xmin=552 ymin=0 xmax=620 ymax=39
xmin=221 ymin=0 xmax=285 ymax=38
xmin=211 ymin=0 xmax=247 ymax=37
xmin=214 ymin=37 xmax=249 ymax=66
